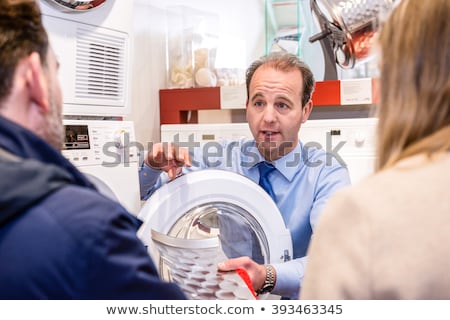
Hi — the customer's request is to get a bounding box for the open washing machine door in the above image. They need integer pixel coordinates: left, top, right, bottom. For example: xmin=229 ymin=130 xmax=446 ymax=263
xmin=137 ymin=169 xmax=292 ymax=299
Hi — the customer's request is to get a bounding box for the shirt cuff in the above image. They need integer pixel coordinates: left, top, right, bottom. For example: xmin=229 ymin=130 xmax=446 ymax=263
xmin=139 ymin=162 xmax=162 ymax=200
xmin=271 ymin=259 xmax=305 ymax=299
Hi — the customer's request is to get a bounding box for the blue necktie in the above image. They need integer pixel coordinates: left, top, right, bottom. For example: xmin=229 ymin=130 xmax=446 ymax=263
xmin=258 ymin=161 xmax=276 ymax=201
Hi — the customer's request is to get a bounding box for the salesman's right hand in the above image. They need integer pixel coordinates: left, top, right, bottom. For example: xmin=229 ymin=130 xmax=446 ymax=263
xmin=145 ymin=142 xmax=192 ymax=180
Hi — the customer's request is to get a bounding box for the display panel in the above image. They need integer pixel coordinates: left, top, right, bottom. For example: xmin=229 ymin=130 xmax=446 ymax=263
xmin=63 ymin=125 xmax=90 ymax=150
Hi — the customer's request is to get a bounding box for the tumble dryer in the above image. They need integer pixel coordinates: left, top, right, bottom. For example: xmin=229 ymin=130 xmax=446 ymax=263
xmin=39 ymin=0 xmax=134 ymax=116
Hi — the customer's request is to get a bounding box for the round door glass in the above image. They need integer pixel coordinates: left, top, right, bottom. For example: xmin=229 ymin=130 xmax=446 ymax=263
xmin=154 ymin=201 xmax=270 ymax=279
xmin=169 ymin=202 xmax=269 ymax=261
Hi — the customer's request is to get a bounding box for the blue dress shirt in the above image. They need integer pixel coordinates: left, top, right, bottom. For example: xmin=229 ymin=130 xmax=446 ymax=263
xmin=139 ymin=137 xmax=351 ymax=299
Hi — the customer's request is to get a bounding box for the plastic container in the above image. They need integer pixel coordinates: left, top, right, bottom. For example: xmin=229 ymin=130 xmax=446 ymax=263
xmin=166 ymin=6 xmax=219 ymax=88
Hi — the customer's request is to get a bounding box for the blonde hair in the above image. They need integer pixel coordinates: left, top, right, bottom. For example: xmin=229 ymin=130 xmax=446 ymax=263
xmin=376 ymin=0 xmax=450 ymax=170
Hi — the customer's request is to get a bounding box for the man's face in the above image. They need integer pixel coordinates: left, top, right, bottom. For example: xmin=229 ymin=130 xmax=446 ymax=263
xmin=246 ymin=65 xmax=312 ymax=161
xmin=42 ymin=47 xmax=64 ymax=150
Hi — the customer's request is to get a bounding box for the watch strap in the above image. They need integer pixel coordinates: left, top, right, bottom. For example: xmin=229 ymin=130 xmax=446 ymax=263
xmin=257 ymin=264 xmax=276 ymax=295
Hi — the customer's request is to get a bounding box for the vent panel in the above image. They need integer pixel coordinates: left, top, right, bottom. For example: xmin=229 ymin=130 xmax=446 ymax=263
xmin=75 ymin=26 xmax=127 ymax=102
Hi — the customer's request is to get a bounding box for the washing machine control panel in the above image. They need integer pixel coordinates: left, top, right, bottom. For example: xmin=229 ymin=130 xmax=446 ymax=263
xmin=62 ymin=119 xmax=138 ymax=167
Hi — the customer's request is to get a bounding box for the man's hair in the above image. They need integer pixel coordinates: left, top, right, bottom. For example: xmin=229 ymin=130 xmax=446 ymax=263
xmin=0 ymin=0 xmax=49 ymax=103
xmin=245 ymin=52 xmax=315 ymax=108
xmin=376 ymin=0 xmax=450 ymax=170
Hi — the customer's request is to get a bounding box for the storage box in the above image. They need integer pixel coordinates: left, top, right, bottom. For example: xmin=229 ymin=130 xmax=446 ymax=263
xmin=166 ymin=6 xmax=219 ymax=88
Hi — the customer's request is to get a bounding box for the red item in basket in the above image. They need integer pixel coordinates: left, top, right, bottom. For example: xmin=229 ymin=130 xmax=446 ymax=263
xmin=236 ymin=268 xmax=258 ymax=299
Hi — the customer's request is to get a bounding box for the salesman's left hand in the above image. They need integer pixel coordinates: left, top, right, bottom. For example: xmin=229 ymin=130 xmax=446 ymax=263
xmin=218 ymin=256 xmax=267 ymax=292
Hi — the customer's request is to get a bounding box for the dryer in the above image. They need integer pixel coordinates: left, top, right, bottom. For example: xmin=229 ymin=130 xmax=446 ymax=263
xmin=39 ymin=0 xmax=134 ymax=116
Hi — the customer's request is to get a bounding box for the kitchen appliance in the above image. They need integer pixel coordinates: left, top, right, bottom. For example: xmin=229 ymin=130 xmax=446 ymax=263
xmin=62 ymin=119 xmax=141 ymax=215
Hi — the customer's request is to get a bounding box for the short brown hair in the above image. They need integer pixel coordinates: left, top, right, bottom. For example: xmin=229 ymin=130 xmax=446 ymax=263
xmin=245 ymin=52 xmax=315 ymax=108
xmin=0 ymin=0 xmax=49 ymax=103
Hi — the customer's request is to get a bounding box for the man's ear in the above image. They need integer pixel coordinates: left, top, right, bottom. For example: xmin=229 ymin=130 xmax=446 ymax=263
xmin=26 ymin=52 xmax=49 ymax=113
xmin=301 ymin=100 xmax=313 ymax=123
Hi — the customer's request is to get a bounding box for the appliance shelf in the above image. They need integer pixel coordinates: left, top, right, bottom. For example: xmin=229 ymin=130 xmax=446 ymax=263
xmin=160 ymin=78 xmax=379 ymax=124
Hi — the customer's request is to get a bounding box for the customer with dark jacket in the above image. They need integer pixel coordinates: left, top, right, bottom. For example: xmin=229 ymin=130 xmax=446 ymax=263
xmin=0 ymin=0 xmax=186 ymax=299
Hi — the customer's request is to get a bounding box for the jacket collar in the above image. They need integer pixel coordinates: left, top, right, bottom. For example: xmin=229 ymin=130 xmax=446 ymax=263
xmin=0 ymin=115 xmax=94 ymax=189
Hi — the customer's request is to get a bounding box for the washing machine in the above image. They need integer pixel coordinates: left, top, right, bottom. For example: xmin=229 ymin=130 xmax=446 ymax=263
xmin=62 ymin=119 xmax=141 ymax=215
xmin=161 ymin=117 xmax=378 ymax=184
xmin=137 ymin=169 xmax=292 ymax=300
xmin=148 ymin=117 xmax=377 ymax=299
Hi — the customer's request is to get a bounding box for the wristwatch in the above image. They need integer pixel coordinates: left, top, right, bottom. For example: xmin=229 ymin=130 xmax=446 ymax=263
xmin=257 ymin=264 xmax=276 ymax=295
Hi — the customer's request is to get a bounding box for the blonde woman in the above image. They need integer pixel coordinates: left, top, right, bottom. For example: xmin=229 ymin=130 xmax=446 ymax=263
xmin=301 ymin=0 xmax=450 ymax=299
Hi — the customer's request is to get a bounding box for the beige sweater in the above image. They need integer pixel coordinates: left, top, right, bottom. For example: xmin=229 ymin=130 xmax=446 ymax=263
xmin=301 ymin=152 xmax=450 ymax=299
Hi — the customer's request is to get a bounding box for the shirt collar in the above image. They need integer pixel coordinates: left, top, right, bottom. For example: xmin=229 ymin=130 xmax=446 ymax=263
xmin=272 ymin=142 xmax=303 ymax=182
xmin=245 ymin=140 xmax=304 ymax=182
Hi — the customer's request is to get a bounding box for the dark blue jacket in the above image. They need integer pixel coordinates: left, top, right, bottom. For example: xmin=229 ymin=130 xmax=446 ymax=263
xmin=0 ymin=116 xmax=186 ymax=299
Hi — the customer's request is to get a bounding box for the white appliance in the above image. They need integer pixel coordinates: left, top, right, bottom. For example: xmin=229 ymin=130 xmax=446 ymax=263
xmin=161 ymin=117 xmax=378 ymax=185
xmin=39 ymin=0 xmax=133 ymax=116
xmin=62 ymin=119 xmax=141 ymax=215
xmin=138 ymin=169 xmax=292 ymax=299
xmin=142 ymin=117 xmax=377 ymax=299
xmin=42 ymin=2 xmax=139 ymax=217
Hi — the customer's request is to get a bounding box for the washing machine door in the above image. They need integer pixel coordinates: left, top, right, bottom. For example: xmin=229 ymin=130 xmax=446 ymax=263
xmin=137 ymin=169 xmax=292 ymax=299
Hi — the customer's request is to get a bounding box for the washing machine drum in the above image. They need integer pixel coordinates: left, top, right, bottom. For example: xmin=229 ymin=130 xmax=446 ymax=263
xmin=137 ymin=169 xmax=292 ymax=299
